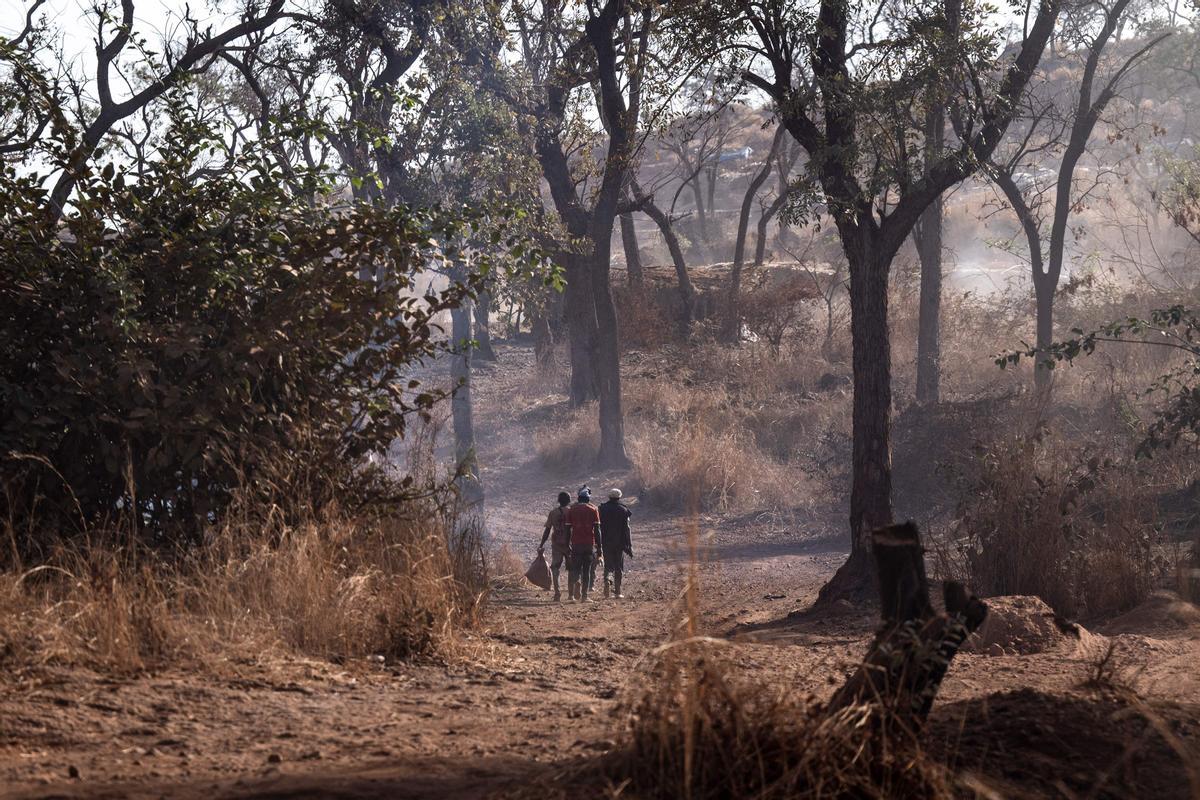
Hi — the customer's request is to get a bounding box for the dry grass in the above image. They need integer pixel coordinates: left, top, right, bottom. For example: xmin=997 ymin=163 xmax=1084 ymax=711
xmin=632 ymin=341 xmax=844 ymax=513
xmin=0 ymin=495 xmax=486 ymax=673
xmin=948 ymin=430 xmax=1159 ymax=619
xmin=610 ymin=638 xmax=953 ymax=800
xmin=537 ymin=267 xmax=1197 ymax=618
xmin=531 ymin=362 xmax=814 ymax=514
xmin=532 ymin=403 xmax=601 ymax=475
xmin=604 ymin=512 xmax=952 ymax=800
xmin=626 ymin=422 xmax=794 ymax=513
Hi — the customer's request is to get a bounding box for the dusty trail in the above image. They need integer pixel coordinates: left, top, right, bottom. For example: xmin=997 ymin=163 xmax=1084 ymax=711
xmin=0 ymin=345 xmax=847 ymax=799
xmin=3 ymin=344 xmax=1198 ymax=798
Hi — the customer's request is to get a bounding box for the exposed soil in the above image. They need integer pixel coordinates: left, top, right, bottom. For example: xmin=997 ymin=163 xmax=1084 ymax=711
xmin=2 ymin=344 xmax=1198 ymax=799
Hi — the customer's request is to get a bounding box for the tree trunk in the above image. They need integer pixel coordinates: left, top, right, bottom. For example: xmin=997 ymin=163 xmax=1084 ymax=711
xmin=635 ymin=190 xmax=693 ymax=333
xmin=1034 ymin=275 xmax=1055 ymax=392
xmin=914 ymin=107 xmax=944 ymax=405
xmin=727 ymin=127 xmax=785 ymax=341
xmin=589 ymin=246 xmax=629 ymax=467
xmin=564 ymin=254 xmax=599 ymax=406
xmin=991 ymin=168 xmax=1055 ymax=395
xmin=450 ymin=296 xmax=483 ymax=507
xmin=689 ymin=180 xmax=709 ymax=243
xmin=828 ymin=522 xmax=987 ymax=728
xmin=532 ymin=308 xmax=555 ymax=372
xmin=754 ymin=189 xmax=789 ymax=268
xmin=473 ymin=286 xmax=497 ymax=362
xmin=819 ymin=233 xmax=894 ymax=604
xmin=619 ymin=212 xmax=645 ymax=289
xmin=705 ymin=164 xmax=718 ymax=229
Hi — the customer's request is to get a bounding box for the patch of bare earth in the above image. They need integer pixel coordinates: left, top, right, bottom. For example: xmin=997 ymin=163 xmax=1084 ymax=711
xmin=3 ymin=344 xmax=1199 ymax=798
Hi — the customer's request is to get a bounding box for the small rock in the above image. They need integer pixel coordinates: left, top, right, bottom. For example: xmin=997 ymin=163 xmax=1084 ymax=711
xmin=67 ymin=765 xmax=80 ymax=780
xmin=266 ymin=753 xmax=282 ymax=764
xmin=583 ymin=739 xmax=616 ymax=751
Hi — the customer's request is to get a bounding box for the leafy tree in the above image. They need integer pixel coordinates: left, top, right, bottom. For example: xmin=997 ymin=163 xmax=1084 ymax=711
xmin=0 ymin=99 xmax=536 ymax=551
xmin=986 ymin=0 xmax=1169 ymax=392
xmin=677 ymin=0 xmax=1063 ymax=599
xmin=2 ymin=0 xmax=289 ymax=223
xmin=1000 ymin=306 xmax=1200 ymax=457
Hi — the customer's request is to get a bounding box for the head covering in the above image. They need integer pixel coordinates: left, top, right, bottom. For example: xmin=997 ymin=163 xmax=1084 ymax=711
xmin=608 ymin=488 xmax=622 ymax=500
xmin=557 ymin=491 xmax=571 ymax=506
xmin=578 ymin=485 xmax=591 ymax=503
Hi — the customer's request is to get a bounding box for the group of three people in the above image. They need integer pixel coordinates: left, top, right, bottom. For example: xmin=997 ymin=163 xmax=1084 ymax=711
xmin=538 ymin=486 xmax=633 ymax=602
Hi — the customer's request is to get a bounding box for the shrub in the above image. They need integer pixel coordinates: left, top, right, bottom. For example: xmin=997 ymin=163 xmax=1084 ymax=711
xmin=0 ymin=104 xmax=532 ymax=551
xmin=739 ymin=268 xmax=820 ymax=353
xmin=951 ymin=432 xmax=1159 ymax=619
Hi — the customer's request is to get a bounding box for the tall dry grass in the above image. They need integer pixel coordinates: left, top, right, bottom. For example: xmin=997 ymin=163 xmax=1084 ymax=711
xmin=612 ymin=639 xmax=952 ymax=800
xmin=0 ymin=432 xmax=487 ymax=673
xmin=532 ymin=340 xmax=842 ymax=515
xmin=945 ymin=430 xmax=1161 ymax=619
xmin=0 ymin=509 xmax=484 ymax=673
xmin=606 ymin=515 xmax=952 ymax=800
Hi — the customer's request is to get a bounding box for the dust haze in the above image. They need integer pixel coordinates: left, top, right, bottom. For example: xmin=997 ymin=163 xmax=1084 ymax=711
xmin=2 ymin=1 xmax=1199 ymax=798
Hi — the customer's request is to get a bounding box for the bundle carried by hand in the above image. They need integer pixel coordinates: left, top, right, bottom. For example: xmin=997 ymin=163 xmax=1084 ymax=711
xmin=525 ymin=551 xmax=552 ymax=590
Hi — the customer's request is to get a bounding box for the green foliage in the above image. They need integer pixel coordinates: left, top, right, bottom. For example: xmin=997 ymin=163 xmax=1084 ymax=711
xmin=0 ymin=101 xmax=539 ymax=545
xmin=669 ymin=0 xmax=1007 ymax=220
xmin=998 ymin=305 xmax=1200 ymax=456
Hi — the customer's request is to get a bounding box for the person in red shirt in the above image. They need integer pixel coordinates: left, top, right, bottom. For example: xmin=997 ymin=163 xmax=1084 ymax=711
xmin=566 ymin=487 xmax=602 ymax=602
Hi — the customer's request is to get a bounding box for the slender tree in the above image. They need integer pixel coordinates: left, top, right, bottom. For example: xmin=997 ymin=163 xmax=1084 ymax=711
xmin=628 ymin=180 xmax=696 ymax=332
xmin=726 ymin=123 xmax=787 ymax=341
xmin=987 ymin=1 xmax=1169 ymax=391
xmin=619 ymin=212 xmax=645 ymax=289
xmin=753 ymin=137 xmax=802 ymax=267
xmin=913 ymin=0 xmax=963 ymax=405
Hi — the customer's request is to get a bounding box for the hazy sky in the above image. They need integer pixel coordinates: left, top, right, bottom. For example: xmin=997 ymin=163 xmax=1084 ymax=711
xmin=2 ymin=0 xmax=231 ymax=75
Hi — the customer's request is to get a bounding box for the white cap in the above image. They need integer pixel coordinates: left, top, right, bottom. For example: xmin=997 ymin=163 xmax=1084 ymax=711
xmin=609 ymin=488 xmax=622 ymax=499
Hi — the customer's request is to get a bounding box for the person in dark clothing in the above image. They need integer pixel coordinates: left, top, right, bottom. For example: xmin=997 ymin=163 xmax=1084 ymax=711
xmin=537 ymin=491 xmax=572 ymax=601
xmin=566 ymin=487 xmax=602 ymax=602
xmin=598 ymin=489 xmax=633 ymax=599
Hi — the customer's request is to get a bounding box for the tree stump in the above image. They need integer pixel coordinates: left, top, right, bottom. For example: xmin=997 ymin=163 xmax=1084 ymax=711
xmin=828 ymin=521 xmax=987 ymax=731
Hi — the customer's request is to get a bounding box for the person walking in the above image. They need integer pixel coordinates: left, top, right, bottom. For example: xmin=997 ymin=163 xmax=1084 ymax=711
xmin=599 ymin=489 xmax=633 ymax=598
xmin=566 ymin=487 xmax=601 ymax=602
xmin=537 ymin=491 xmax=573 ymax=602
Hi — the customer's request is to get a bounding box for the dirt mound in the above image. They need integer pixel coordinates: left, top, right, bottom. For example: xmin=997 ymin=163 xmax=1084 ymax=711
xmin=963 ymin=595 xmax=1083 ymax=656
xmin=1099 ymin=591 xmax=1200 ymax=637
xmin=928 ymin=688 xmax=1200 ymax=800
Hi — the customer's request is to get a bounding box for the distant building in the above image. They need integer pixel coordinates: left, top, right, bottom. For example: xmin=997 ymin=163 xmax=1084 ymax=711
xmin=717 ymin=146 xmax=753 ymax=163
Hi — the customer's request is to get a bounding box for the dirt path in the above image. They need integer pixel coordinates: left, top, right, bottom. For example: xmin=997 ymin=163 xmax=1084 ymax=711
xmin=0 ymin=345 xmax=846 ymax=799
xmin=3 ymin=344 xmax=1198 ymax=798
